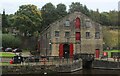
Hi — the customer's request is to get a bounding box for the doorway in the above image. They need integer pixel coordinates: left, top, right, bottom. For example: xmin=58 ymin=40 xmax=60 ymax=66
xmin=95 ymin=49 xmax=100 ymax=58
xmin=63 ymin=44 xmax=70 ymax=58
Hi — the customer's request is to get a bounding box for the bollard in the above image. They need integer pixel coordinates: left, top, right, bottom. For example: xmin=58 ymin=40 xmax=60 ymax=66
xmin=43 ymin=58 xmax=46 ymax=65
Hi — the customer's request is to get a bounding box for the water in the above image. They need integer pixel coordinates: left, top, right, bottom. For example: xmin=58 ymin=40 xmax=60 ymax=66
xmin=2 ymin=69 xmax=120 ymax=76
xmin=71 ymin=69 xmax=120 ymax=75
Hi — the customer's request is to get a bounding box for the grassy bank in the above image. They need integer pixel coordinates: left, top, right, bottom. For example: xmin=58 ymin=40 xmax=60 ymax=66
xmin=0 ymin=52 xmax=15 ymax=58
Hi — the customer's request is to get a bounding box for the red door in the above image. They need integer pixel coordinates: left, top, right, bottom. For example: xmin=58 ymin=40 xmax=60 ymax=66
xmin=70 ymin=43 xmax=74 ymax=58
xmin=95 ymin=49 xmax=100 ymax=58
xmin=59 ymin=44 xmax=63 ymax=58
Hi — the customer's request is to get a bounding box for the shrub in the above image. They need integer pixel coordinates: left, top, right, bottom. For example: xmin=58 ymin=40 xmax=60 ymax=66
xmin=2 ymin=34 xmax=21 ymax=48
xmin=103 ymin=27 xmax=119 ymax=49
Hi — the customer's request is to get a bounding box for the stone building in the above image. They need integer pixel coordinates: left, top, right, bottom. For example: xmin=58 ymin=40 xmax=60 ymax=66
xmin=39 ymin=12 xmax=103 ymax=58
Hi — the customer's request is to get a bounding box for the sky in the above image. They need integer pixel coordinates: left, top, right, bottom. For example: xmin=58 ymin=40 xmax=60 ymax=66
xmin=0 ymin=0 xmax=119 ymax=14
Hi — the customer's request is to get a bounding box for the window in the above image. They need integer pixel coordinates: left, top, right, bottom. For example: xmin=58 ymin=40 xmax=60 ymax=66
xmin=65 ymin=20 xmax=70 ymax=26
xmin=95 ymin=32 xmax=100 ymax=39
xmin=55 ymin=31 xmax=59 ymax=37
xmin=86 ymin=32 xmax=90 ymax=39
xmin=76 ymin=32 xmax=80 ymax=40
xmin=65 ymin=32 xmax=70 ymax=38
xmin=86 ymin=21 xmax=91 ymax=28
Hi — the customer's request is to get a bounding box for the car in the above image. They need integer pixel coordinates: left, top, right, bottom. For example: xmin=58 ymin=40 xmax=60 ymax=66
xmin=0 ymin=47 xmax=3 ymax=52
xmin=13 ymin=48 xmax=22 ymax=53
xmin=5 ymin=48 xmax=12 ymax=52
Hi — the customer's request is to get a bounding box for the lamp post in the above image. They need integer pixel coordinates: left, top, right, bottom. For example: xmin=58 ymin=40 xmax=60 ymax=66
xmin=49 ymin=41 xmax=51 ymax=55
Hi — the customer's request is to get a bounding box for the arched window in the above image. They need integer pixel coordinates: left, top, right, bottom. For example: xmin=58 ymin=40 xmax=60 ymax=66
xmin=75 ymin=17 xmax=80 ymax=29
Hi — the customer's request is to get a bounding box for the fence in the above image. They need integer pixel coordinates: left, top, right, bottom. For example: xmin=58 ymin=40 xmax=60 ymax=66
xmin=0 ymin=55 xmax=80 ymax=66
xmin=1 ymin=55 xmax=83 ymax=74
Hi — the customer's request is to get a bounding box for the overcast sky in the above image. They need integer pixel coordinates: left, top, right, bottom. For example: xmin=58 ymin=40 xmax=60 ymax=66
xmin=0 ymin=0 xmax=119 ymax=14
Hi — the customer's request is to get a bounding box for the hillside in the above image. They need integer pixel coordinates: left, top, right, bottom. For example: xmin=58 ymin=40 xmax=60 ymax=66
xmin=103 ymin=26 xmax=119 ymax=50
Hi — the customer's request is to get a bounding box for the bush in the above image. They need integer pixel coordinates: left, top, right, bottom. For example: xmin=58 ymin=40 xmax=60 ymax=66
xmin=2 ymin=34 xmax=22 ymax=48
xmin=103 ymin=27 xmax=119 ymax=49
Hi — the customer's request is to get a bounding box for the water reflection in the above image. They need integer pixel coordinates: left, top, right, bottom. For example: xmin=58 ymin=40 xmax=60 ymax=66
xmin=72 ymin=69 xmax=120 ymax=75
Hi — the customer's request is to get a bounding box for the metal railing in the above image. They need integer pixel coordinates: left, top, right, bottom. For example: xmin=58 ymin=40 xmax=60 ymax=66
xmin=19 ymin=55 xmax=82 ymax=66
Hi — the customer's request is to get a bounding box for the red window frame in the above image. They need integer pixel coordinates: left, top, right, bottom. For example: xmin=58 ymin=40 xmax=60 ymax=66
xmin=76 ymin=32 xmax=80 ymax=40
xmin=70 ymin=43 xmax=74 ymax=58
xmin=75 ymin=17 xmax=80 ymax=29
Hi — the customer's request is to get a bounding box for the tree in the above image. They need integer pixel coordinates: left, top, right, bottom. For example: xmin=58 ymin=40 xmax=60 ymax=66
xmin=56 ymin=3 xmax=67 ymax=19
xmin=2 ymin=10 xmax=8 ymax=28
xmin=2 ymin=34 xmax=22 ymax=48
xmin=83 ymin=5 xmax=90 ymax=16
xmin=41 ymin=2 xmax=57 ymax=29
xmin=99 ymin=12 xmax=110 ymax=25
xmin=69 ymin=2 xmax=82 ymax=13
xmin=89 ymin=9 xmax=101 ymax=23
xmin=2 ymin=9 xmax=9 ymax=33
xmin=7 ymin=14 xmax=15 ymax=27
xmin=108 ymin=10 xmax=118 ymax=26
xmin=12 ymin=4 xmax=42 ymax=36
xmin=69 ymin=2 xmax=90 ymax=17
xmin=103 ymin=27 xmax=119 ymax=49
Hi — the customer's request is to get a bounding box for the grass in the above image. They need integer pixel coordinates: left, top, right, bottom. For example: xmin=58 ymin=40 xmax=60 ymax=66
xmin=0 ymin=62 xmax=10 ymax=65
xmin=0 ymin=62 xmax=22 ymax=66
xmin=104 ymin=50 xmax=120 ymax=52
xmin=0 ymin=52 xmax=16 ymax=58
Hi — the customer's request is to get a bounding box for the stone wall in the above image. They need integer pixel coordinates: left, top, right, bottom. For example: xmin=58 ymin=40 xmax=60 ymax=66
xmin=92 ymin=60 xmax=120 ymax=69
xmin=2 ymin=65 xmax=57 ymax=74
xmin=1 ymin=59 xmax=82 ymax=74
xmin=56 ymin=59 xmax=82 ymax=72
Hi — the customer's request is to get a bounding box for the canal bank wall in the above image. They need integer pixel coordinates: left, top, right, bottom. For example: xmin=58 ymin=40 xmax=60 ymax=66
xmin=1 ymin=65 xmax=57 ymax=74
xmin=1 ymin=59 xmax=82 ymax=74
xmin=92 ymin=60 xmax=120 ymax=70
xmin=56 ymin=59 xmax=82 ymax=73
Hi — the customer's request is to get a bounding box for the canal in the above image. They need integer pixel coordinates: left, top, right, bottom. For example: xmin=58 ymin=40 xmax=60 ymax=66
xmin=71 ymin=69 xmax=120 ymax=75
xmin=2 ymin=69 xmax=120 ymax=76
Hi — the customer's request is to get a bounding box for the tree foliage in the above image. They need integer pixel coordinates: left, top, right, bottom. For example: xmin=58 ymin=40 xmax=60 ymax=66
xmin=56 ymin=3 xmax=67 ymax=19
xmin=2 ymin=34 xmax=22 ymax=48
xmin=103 ymin=27 xmax=119 ymax=49
xmin=69 ymin=2 xmax=90 ymax=16
xmin=41 ymin=2 xmax=57 ymax=28
xmin=2 ymin=10 xmax=8 ymax=28
xmin=41 ymin=3 xmax=68 ymax=30
xmin=2 ymin=10 xmax=9 ymax=33
xmin=12 ymin=4 xmax=42 ymax=36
